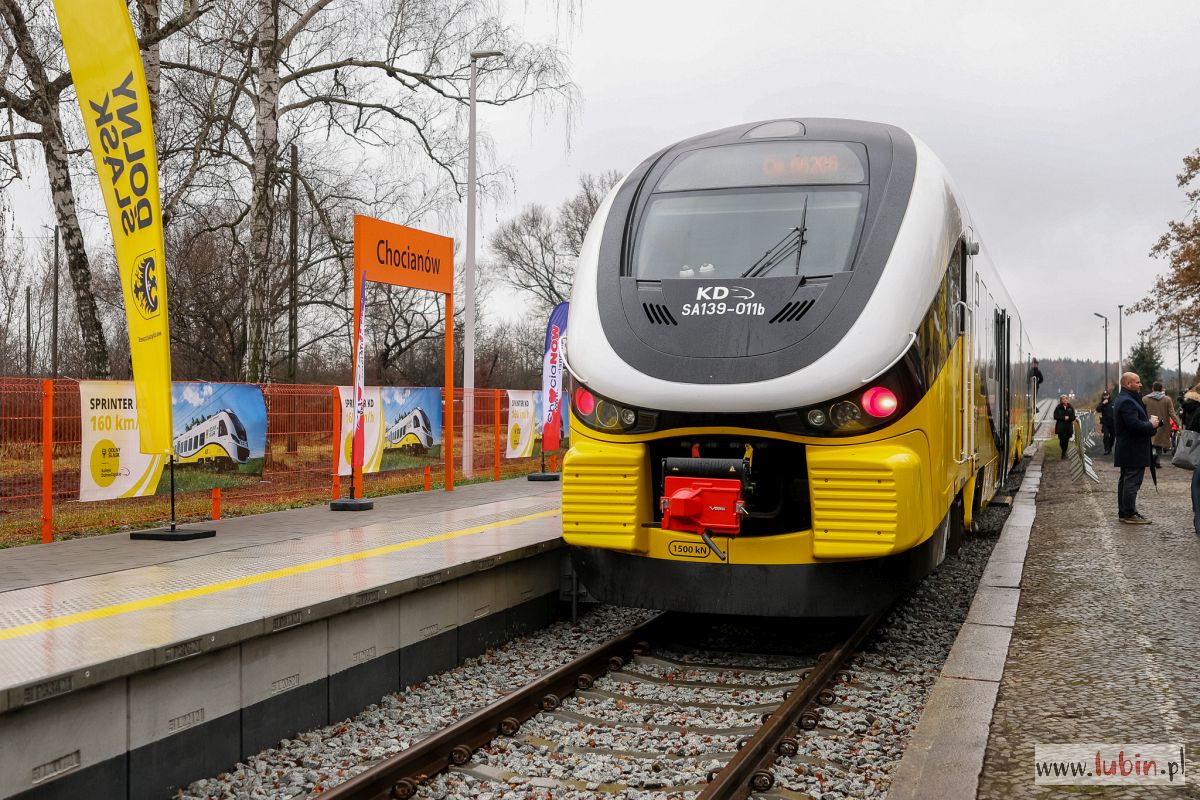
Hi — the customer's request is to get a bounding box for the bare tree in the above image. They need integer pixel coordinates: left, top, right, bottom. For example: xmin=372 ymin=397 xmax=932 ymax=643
xmin=487 ymin=169 xmax=620 ymax=315
xmin=0 ymin=0 xmax=209 ymax=378
xmin=162 ymin=0 xmax=575 ymax=383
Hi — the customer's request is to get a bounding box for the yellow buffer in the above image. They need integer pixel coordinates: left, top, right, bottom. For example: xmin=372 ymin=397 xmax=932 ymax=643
xmin=807 ymin=430 xmax=931 ymax=559
xmin=562 ymin=437 xmax=650 ymax=552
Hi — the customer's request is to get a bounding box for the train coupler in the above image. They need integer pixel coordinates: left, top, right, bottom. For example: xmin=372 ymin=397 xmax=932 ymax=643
xmin=659 ymin=475 xmax=745 ymax=536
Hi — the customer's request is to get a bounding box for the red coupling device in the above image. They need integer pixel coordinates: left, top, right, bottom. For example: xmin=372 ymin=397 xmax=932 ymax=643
xmin=660 ymin=476 xmax=745 ymax=535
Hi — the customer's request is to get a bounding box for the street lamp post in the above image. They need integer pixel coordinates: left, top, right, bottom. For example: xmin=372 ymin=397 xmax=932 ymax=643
xmin=1093 ymin=312 xmax=1109 ymax=392
xmin=1177 ymin=320 xmax=1184 ymax=398
xmin=1117 ymin=304 xmax=1124 ymax=381
xmin=463 ymin=48 xmax=503 ymax=478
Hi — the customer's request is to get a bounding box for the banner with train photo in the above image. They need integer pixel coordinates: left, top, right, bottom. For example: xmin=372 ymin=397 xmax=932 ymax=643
xmin=79 ymin=381 xmax=267 ymax=501
xmin=337 ymin=386 xmax=444 ymax=475
xmin=172 ymin=383 xmax=268 ymax=484
xmin=380 ymin=387 xmax=443 ymax=471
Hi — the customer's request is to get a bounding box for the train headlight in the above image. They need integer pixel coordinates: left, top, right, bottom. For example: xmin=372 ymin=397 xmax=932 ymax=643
xmin=594 ymin=400 xmax=620 ymax=429
xmin=862 ymin=386 xmax=898 ymax=418
xmin=830 ymin=401 xmax=861 ymax=427
xmin=807 ymin=409 xmax=827 ymax=427
xmin=570 ymin=378 xmax=648 ymax=433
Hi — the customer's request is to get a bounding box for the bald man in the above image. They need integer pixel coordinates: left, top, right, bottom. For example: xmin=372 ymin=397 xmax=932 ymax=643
xmin=1111 ymin=371 xmax=1161 ymax=523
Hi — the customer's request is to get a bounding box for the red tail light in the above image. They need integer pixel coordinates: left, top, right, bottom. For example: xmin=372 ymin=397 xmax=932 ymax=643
xmin=862 ymin=386 xmax=898 ymax=418
xmin=574 ymin=386 xmax=596 ymax=416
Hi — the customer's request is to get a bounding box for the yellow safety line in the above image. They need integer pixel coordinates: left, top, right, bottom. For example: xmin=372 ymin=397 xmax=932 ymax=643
xmin=0 ymin=509 xmax=559 ymax=641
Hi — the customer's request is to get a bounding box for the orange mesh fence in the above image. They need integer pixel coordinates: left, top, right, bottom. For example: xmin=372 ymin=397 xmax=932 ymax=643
xmin=0 ymin=379 xmax=558 ymax=547
xmin=0 ymin=378 xmax=43 ymax=545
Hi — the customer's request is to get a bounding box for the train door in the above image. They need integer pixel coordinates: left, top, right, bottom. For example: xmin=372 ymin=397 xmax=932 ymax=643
xmin=953 ymin=242 xmax=972 ymax=467
xmin=994 ymin=308 xmax=1012 ymax=482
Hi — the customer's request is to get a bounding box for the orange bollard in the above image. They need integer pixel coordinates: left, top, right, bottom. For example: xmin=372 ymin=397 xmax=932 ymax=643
xmin=212 ymin=487 xmax=222 ymax=520
xmin=423 ymin=465 xmax=431 ymax=492
xmin=550 ymin=454 xmax=558 ymax=472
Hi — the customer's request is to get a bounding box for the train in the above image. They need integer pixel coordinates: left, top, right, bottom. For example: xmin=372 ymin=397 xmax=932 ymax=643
xmin=173 ymin=408 xmax=250 ymax=465
xmin=385 ymin=407 xmax=435 ymax=452
xmin=560 ymin=118 xmax=1036 ymax=616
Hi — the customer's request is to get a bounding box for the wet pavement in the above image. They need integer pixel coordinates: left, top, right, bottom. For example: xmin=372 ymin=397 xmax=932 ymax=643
xmin=978 ymin=447 xmax=1200 ymax=798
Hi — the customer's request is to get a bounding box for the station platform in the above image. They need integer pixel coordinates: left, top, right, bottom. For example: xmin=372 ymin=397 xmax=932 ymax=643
xmin=977 ymin=449 xmax=1199 ymax=797
xmin=0 ymin=479 xmax=565 ymax=800
xmin=892 ymin=437 xmax=1200 ymax=798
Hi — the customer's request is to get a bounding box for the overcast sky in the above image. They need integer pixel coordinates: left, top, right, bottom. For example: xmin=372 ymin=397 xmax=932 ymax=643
xmin=483 ymin=0 xmax=1200 ymax=367
xmin=7 ymin=1 xmax=1199 ymax=368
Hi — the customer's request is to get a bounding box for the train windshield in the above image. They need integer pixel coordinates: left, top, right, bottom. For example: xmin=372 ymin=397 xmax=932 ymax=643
xmin=230 ymin=413 xmax=247 ymax=442
xmin=419 ymin=409 xmax=431 ymax=429
xmin=633 ymin=141 xmax=868 ymax=280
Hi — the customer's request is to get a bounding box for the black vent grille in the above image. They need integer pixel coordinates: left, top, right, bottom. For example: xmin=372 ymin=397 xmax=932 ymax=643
xmin=642 ymin=303 xmax=678 ymax=326
xmin=769 ymin=299 xmax=815 ymax=324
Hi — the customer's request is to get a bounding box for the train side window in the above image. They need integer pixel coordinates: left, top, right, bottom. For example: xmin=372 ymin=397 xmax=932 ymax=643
xmin=947 ymin=242 xmax=964 ymax=336
xmin=219 ymin=420 xmax=228 ymax=437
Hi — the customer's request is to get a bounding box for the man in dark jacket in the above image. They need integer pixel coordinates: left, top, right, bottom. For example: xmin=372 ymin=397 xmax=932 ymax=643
xmin=1095 ymin=391 xmax=1115 ymax=455
xmin=1112 ymin=371 xmax=1162 ymax=524
xmin=1053 ymin=394 xmax=1076 ymax=459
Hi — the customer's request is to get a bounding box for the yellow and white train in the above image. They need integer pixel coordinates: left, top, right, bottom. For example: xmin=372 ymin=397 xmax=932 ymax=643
xmin=385 ymin=407 xmax=434 ymax=452
xmin=174 ymin=408 xmax=250 ymax=465
xmin=561 ymin=118 xmax=1035 ymax=616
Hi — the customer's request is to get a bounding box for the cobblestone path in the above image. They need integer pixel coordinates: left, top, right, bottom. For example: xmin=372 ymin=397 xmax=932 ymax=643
xmin=978 ymin=449 xmax=1200 ymax=799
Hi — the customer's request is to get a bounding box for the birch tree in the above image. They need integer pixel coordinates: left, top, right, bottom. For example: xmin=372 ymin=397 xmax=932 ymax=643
xmin=0 ymin=0 xmax=208 ymax=378
xmin=167 ymin=0 xmax=574 ymax=383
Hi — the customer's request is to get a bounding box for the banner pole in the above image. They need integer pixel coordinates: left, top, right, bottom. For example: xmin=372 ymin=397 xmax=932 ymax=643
xmin=331 ymin=261 xmax=373 ymax=510
xmin=444 ymin=292 xmax=455 ymax=492
xmin=169 ymin=454 xmax=176 ymax=531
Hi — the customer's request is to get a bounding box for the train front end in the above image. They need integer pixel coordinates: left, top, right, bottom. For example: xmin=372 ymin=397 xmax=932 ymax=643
xmin=562 ymin=119 xmax=973 ymax=617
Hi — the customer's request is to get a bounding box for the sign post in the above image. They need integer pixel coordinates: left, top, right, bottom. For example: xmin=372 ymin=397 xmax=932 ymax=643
xmin=332 ymin=215 xmax=456 ymax=511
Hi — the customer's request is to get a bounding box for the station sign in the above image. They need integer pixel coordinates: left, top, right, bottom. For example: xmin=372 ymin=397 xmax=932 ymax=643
xmin=353 ymin=216 xmax=453 ymax=295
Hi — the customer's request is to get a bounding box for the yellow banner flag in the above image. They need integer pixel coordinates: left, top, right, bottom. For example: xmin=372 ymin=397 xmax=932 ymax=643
xmin=52 ymin=0 xmax=173 ymax=455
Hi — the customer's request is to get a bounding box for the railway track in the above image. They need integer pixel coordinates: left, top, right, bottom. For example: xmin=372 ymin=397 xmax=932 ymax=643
xmin=183 ymin=473 xmax=1015 ymax=800
xmin=320 ymin=613 xmax=885 ymax=800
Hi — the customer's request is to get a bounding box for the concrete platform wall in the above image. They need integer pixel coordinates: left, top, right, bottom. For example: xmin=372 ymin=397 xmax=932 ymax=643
xmin=1 ymin=551 xmax=565 ymax=800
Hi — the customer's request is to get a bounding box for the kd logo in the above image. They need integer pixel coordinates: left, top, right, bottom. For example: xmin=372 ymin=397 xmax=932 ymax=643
xmin=131 ymin=251 xmax=160 ymax=319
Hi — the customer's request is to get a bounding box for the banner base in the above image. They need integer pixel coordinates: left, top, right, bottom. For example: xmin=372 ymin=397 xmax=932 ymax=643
xmin=131 ymin=526 xmax=216 ymax=541
xmin=527 ymin=472 xmax=561 ymax=482
xmin=331 ymin=497 xmax=375 ymax=511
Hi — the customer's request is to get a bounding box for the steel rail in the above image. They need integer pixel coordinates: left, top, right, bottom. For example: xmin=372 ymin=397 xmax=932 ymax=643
xmin=697 ymin=609 xmax=886 ymax=798
xmin=320 ymin=612 xmax=668 ymax=800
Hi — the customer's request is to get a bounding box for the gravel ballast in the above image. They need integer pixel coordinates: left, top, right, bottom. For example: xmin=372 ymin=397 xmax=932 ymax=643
xmin=183 ymin=464 xmax=1026 ymax=799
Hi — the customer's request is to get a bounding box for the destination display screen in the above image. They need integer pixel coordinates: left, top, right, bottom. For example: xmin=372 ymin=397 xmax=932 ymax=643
xmin=657 ymin=141 xmax=867 ymax=190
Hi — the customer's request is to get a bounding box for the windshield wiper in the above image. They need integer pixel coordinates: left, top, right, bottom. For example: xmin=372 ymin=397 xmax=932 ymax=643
xmin=740 ymin=197 xmax=809 ymax=278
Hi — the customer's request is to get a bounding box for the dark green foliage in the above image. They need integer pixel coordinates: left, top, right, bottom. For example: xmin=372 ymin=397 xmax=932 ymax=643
xmin=1126 ymin=337 xmax=1164 ymax=392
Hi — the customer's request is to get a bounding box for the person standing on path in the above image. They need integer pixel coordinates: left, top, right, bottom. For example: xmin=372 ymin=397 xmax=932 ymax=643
xmin=1053 ymin=394 xmax=1076 ymax=459
xmin=1142 ymin=381 xmax=1180 ymax=468
xmin=1113 ymin=371 xmax=1162 ymax=524
xmin=1181 ymin=384 xmax=1200 ymax=429
xmin=1187 ymin=399 xmax=1200 ymax=537
xmin=1095 ymin=391 xmax=1115 ymax=455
